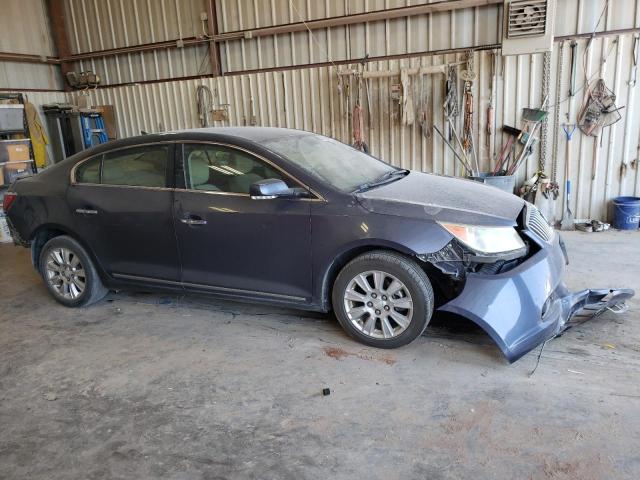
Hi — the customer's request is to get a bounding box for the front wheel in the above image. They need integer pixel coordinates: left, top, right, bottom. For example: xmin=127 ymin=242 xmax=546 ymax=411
xmin=39 ymin=235 xmax=108 ymax=307
xmin=332 ymin=250 xmax=434 ymax=349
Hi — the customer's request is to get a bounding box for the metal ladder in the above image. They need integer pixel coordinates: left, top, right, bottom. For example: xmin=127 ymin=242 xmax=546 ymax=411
xmin=80 ymin=112 xmax=108 ymax=148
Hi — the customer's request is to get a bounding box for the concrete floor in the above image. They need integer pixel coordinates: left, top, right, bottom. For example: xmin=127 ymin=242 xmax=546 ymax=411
xmin=0 ymin=231 xmax=639 ymax=480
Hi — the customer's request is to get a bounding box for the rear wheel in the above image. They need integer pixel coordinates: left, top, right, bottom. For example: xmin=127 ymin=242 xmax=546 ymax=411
xmin=39 ymin=235 xmax=108 ymax=307
xmin=332 ymin=250 xmax=434 ymax=348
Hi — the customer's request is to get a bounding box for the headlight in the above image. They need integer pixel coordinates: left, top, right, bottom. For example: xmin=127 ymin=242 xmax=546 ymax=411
xmin=438 ymin=222 xmax=525 ymax=255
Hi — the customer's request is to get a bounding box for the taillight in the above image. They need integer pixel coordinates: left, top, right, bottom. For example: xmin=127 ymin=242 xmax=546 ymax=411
xmin=2 ymin=192 xmax=17 ymax=212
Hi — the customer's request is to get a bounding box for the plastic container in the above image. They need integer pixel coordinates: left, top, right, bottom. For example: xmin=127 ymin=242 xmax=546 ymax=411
xmin=468 ymin=172 xmax=516 ymax=194
xmin=612 ymin=196 xmax=640 ymax=230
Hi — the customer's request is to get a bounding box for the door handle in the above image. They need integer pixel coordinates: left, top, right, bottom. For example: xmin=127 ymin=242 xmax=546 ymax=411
xmin=75 ymin=208 xmax=98 ymax=215
xmin=180 ymin=217 xmax=207 ymax=226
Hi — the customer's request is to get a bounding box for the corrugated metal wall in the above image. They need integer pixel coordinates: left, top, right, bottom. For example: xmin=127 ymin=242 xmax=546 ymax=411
xmin=216 ymin=0 xmax=502 ymax=72
xmin=57 ymin=0 xmax=640 ymax=84
xmin=72 ymin=31 xmax=640 ymax=223
xmin=62 ymin=0 xmax=211 ymax=84
xmin=0 ymin=0 xmax=62 ymax=90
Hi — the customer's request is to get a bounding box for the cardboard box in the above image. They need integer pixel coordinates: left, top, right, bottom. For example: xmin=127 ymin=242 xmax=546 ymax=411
xmin=7 ymin=143 xmax=30 ymax=161
xmin=1 ymin=139 xmax=31 ymax=172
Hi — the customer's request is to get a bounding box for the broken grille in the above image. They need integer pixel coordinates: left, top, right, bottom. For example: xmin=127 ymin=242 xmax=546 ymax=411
xmin=525 ymin=205 xmax=554 ymax=242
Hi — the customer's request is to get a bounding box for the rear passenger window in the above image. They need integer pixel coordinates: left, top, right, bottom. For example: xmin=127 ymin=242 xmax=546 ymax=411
xmin=102 ymin=146 xmax=169 ymax=188
xmin=75 ymin=156 xmax=101 ymax=184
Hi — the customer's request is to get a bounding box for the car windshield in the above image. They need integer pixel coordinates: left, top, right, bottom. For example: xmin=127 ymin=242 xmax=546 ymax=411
xmin=263 ymin=133 xmax=397 ymax=192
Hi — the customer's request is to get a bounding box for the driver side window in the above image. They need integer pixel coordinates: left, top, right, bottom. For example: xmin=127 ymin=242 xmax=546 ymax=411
xmin=183 ymin=144 xmax=292 ymax=194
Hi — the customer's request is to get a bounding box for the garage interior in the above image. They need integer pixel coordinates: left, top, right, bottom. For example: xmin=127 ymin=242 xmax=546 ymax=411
xmin=1 ymin=0 xmax=640 ymax=478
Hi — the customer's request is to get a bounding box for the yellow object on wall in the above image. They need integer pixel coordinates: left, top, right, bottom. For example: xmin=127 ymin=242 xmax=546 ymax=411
xmin=24 ymin=102 xmax=49 ymax=168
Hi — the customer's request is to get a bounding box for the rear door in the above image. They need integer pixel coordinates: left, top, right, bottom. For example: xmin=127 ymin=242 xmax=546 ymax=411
xmin=66 ymin=143 xmax=181 ymax=282
xmin=173 ymin=142 xmax=313 ymax=301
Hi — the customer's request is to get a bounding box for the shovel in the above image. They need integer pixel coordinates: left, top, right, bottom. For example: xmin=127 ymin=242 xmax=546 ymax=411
xmin=560 ymin=124 xmax=576 ymax=231
xmin=560 ymin=180 xmax=575 ymax=230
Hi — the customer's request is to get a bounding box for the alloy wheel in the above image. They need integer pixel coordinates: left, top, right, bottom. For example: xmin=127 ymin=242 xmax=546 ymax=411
xmin=343 ymin=270 xmax=414 ymax=339
xmin=45 ymin=247 xmax=86 ymax=300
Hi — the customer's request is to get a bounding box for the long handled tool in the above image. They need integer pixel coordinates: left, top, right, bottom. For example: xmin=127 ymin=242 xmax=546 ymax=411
xmin=434 ymin=124 xmax=473 ymax=174
xmin=447 ymin=118 xmax=476 ymax=175
xmin=561 ymin=180 xmax=575 ymax=230
xmin=560 ymin=124 xmax=577 ymax=230
xmin=492 ymin=125 xmax=524 ymax=175
xmin=507 ymin=107 xmax=548 ymax=176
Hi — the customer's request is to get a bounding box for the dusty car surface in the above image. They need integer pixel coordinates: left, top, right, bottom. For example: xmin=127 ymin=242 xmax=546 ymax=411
xmin=3 ymin=127 xmax=633 ymax=362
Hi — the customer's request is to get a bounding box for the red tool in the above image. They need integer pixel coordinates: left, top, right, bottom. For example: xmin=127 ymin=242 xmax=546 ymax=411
xmin=492 ymin=125 xmax=523 ymax=175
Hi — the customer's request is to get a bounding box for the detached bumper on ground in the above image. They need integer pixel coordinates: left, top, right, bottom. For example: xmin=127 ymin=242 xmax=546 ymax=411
xmin=438 ymin=234 xmax=634 ymax=362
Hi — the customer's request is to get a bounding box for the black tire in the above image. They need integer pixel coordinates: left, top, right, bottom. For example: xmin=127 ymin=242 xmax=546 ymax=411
xmin=39 ymin=235 xmax=108 ymax=307
xmin=332 ymin=250 xmax=434 ymax=349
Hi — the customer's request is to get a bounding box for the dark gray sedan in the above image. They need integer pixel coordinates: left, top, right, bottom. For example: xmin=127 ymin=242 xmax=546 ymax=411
xmin=3 ymin=127 xmax=632 ymax=362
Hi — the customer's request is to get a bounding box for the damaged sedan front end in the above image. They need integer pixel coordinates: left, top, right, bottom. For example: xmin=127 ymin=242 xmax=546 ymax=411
xmin=357 ymin=171 xmax=633 ymax=362
xmin=424 ymin=204 xmax=632 ymax=362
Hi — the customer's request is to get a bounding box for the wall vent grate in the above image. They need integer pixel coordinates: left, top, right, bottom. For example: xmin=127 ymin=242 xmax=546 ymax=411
xmin=507 ymin=0 xmax=548 ymax=38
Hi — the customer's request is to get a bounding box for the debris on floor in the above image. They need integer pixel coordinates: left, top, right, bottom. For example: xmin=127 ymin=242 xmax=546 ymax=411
xmin=575 ymin=220 xmax=610 ymax=232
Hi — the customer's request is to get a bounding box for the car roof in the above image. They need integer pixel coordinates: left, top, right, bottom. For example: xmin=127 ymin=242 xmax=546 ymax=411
xmin=58 ymin=127 xmax=311 ymax=164
xmin=32 ymin=127 xmax=321 ymax=186
xmin=172 ymin=126 xmax=312 ymax=142
xmin=105 ymin=126 xmax=311 ymax=149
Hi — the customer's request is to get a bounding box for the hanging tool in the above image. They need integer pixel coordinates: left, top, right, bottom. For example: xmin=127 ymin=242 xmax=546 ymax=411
xmin=562 ymin=123 xmax=577 ymax=140
xmin=418 ymin=74 xmax=431 ymax=138
xmin=630 ymin=34 xmax=639 ymax=87
xmin=364 ymin=73 xmax=373 ymax=132
xmin=486 ymin=50 xmax=496 ymax=150
xmin=578 ymin=78 xmax=623 ymax=137
xmin=549 ymin=41 xmax=565 ymax=201
xmin=538 ymin=52 xmax=552 ymax=197
xmin=462 ymin=80 xmax=474 ymax=154
xmin=444 ymin=65 xmax=459 ymax=140
xmin=461 ymin=51 xmax=478 ymax=173
xmin=569 ymin=41 xmax=578 ymax=97
xmin=352 ymin=74 xmax=369 ymax=153
xmin=401 ymin=69 xmax=415 ymax=126
xmin=560 ymin=123 xmax=576 ymax=231
xmin=196 ymin=84 xmax=213 ymax=127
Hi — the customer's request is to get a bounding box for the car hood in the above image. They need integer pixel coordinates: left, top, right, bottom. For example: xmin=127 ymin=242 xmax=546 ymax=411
xmin=356 ymin=172 xmax=525 ymax=226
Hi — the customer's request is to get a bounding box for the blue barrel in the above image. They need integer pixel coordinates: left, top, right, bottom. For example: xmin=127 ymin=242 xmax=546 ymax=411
xmin=612 ymin=196 xmax=640 ymax=230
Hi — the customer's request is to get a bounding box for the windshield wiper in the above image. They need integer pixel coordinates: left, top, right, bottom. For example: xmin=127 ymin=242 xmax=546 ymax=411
xmin=352 ymin=169 xmax=409 ymax=193
xmin=379 ymin=168 xmax=410 ymax=180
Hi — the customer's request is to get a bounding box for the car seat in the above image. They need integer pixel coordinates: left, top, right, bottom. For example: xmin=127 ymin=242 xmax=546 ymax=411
xmin=226 ymin=152 xmax=262 ymax=194
xmin=188 ymin=152 xmax=220 ymax=191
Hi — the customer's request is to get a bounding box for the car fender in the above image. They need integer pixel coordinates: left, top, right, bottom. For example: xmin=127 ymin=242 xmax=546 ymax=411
xmin=29 ymin=223 xmax=110 ymax=284
xmin=313 ymin=215 xmax=454 ymax=311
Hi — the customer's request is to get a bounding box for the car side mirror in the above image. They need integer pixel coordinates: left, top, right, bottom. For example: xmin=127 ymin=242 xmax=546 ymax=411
xmin=250 ymin=178 xmax=306 ymax=200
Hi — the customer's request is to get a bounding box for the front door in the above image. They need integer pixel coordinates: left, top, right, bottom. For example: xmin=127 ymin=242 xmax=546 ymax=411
xmin=66 ymin=143 xmax=181 ymax=281
xmin=173 ymin=143 xmax=313 ymax=301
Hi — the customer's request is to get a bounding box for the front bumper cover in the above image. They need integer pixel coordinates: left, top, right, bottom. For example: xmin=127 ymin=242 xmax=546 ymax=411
xmin=438 ymin=234 xmax=634 ymax=362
